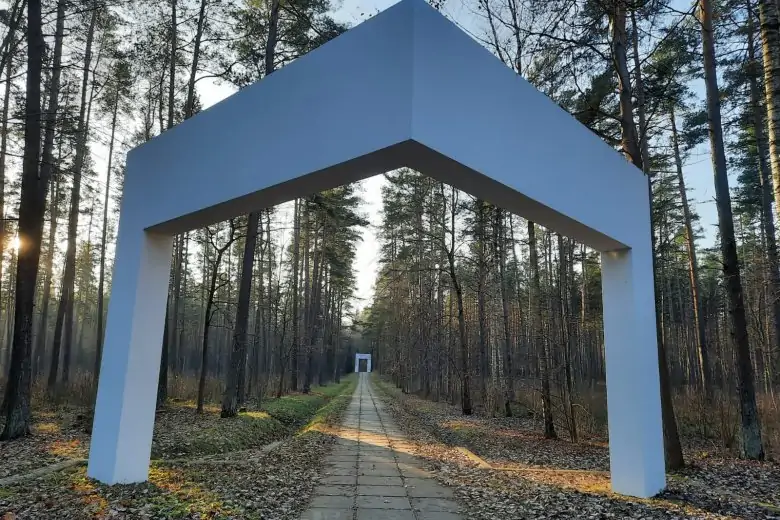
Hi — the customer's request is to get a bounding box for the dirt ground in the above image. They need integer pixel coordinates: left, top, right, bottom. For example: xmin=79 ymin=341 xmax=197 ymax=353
xmin=0 ymin=380 xmax=355 ymax=519
xmin=1 ymin=375 xmax=778 ymax=519
xmin=373 ymin=380 xmax=780 ymax=520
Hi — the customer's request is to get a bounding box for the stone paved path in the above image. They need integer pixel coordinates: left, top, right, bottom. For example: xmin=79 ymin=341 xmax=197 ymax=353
xmin=301 ymin=373 xmax=462 ymax=520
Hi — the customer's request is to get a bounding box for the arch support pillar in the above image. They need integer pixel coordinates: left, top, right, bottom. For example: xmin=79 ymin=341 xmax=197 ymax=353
xmin=87 ymin=222 xmax=173 ymax=484
xmin=601 ymin=247 xmax=666 ymax=497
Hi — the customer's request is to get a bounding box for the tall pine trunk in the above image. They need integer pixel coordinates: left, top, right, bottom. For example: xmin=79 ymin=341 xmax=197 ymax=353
xmin=0 ymin=0 xmax=20 ymax=299
xmin=558 ymin=235 xmax=577 ymax=441
xmin=198 ymin=223 xmax=236 ymax=412
xmin=619 ymin=6 xmax=684 ymax=469
xmin=748 ymin=1 xmax=780 ymax=383
xmin=700 ymin=0 xmax=765 ymax=460
xmin=476 ymin=201 xmax=489 ymax=406
xmin=223 ymin=0 xmax=281 ymax=414
xmin=31 ymin=0 xmax=66 ymax=381
xmin=758 ymin=0 xmax=780 ymax=222
xmin=95 ymin=89 xmax=120 ymax=383
xmin=34 ymin=176 xmax=58 ymax=378
xmin=496 ymin=209 xmax=514 ymax=417
xmin=302 ymin=202 xmax=312 ymax=394
xmin=443 ymin=186 xmax=471 ymax=415
xmin=670 ymin=107 xmax=711 ymax=395
xmin=529 ymin=221 xmax=555 ymax=438
xmin=48 ymin=5 xmax=97 ymax=392
xmin=1 ymin=0 xmax=45 ymax=440
xmin=160 ymin=0 xmax=178 ymax=399
xmin=289 ymin=199 xmax=301 ymax=394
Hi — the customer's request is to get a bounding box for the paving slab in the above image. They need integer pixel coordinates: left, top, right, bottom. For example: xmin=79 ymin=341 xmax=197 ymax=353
xmin=356 ymin=496 xmax=412 ymax=509
xmin=358 ymin=475 xmax=404 ymax=486
xmin=323 ymin=467 xmax=357 ymax=476
xmin=300 ymin=508 xmax=354 ymax=520
xmin=359 ymin=456 xmax=397 ymax=464
xmin=358 ymin=485 xmax=407 ymax=496
xmin=359 ymin=463 xmax=400 ymax=477
xmin=324 ymin=455 xmax=358 ymax=463
xmin=314 ymin=485 xmax=355 ymax=497
xmin=328 ymin=461 xmax=358 ymax=469
xmin=356 ymin=510 xmax=416 ymax=520
xmin=320 ymin=475 xmax=356 ymax=485
xmin=309 ymin=495 xmax=354 ymax=509
xmin=301 ymin=374 xmax=462 ymax=520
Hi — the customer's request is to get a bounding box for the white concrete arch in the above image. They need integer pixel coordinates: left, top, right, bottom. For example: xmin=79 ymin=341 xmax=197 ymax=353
xmin=355 ymin=353 xmax=372 ymax=373
xmin=88 ymin=0 xmax=664 ymax=498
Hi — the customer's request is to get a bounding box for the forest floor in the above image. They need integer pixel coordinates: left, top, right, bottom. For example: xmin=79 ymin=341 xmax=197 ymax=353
xmin=2 ymin=375 xmax=779 ymax=519
xmin=0 ymin=375 xmax=357 ymax=519
xmin=373 ymin=379 xmax=780 ymax=519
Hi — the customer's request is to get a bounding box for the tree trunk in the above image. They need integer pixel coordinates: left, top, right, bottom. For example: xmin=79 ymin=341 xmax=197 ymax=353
xmin=559 ymin=234 xmax=577 ymax=441
xmin=496 ymin=209 xmax=515 ymax=417
xmin=302 ymin=202 xmax=313 ymax=394
xmin=157 ymin=305 xmax=169 ymax=407
xmin=30 ymin=0 xmax=66 ymax=382
xmin=167 ymin=0 xmax=176 ymax=130
xmin=1 ymin=0 xmax=45 ymax=440
xmin=198 ymin=226 xmax=234 ymax=413
xmin=610 ymin=4 xmax=641 ymax=169
xmin=48 ymin=5 xmax=97 ymax=392
xmin=476 ymin=200 xmax=489 ymax=406
xmin=0 ymin=0 xmax=25 ymax=79
xmin=529 ymin=221 xmax=555 ymax=438
xmin=700 ymin=0 xmax=765 ymax=460
xmin=758 ymin=0 xmax=780 ymax=222
xmin=290 ymin=199 xmax=301 ymax=393
xmin=34 ymin=176 xmax=58 ymax=379
xmin=223 ymin=0 xmax=281 ymax=413
xmin=670 ymin=107 xmax=711 ymax=396
xmin=223 ymin=211 xmax=259 ymax=417
xmin=95 ymin=91 xmax=120 ymax=383
xmin=305 ymin=228 xmax=323 ymax=393
xmin=749 ymin=1 xmax=780 ymax=385
xmin=184 ymin=0 xmax=207 ymax=119
xmin=628 ymin=7 xmax=685 ymax=470
xmin=443 ymin=186 xmax=471 ymax=415
xmin=0 ymin=0 xmax=21 ymax=302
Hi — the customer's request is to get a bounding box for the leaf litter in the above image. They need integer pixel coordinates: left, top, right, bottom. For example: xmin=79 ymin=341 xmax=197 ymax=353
xmin=373 ymin=380 xmax=780 ymax=520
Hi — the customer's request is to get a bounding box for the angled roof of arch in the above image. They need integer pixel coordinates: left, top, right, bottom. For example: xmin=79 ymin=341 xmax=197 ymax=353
xmin=124 ymin=0 xmax=649 ymax=252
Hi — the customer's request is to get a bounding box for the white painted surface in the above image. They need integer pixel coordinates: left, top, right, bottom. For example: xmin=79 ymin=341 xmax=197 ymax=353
xmin=602 ymin=246 xmax=666 ymax=496
xmin=355 ymin=353 xmax=372 ymax=373
xmin=88 ymin=0 xmax=665 ymax=498
xmin=88 ymin=222 xmax=172 ymax=483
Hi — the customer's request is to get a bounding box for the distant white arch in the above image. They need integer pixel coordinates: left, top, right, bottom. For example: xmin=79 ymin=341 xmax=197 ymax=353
xmin=87 ymin=0 xmax=664 ymax=498
xmin=355 ymin=353 xmax=372 ymax=373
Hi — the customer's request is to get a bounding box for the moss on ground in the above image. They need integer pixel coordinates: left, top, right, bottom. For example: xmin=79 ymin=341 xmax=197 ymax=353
xmin=263 ymin=377 xmax=355 ymax=428
xmin=0 ymin=375 xmax=358 ymax=520
xmin=301 ymin=376 xmax=356 ymax=433
xmin=150 ymin=376 xmax=356 ymax=459
xmin=154 ymin=411 xmax=285 ymax=458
